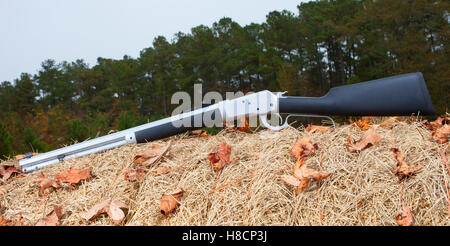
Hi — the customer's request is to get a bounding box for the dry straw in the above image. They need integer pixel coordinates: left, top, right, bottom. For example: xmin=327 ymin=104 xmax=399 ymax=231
xmin=0 ymin=117 xmax=448 ymax=225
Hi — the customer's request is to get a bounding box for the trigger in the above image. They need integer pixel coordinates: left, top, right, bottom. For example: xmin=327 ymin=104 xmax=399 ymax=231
xmin=259 ymin=114 xmax=289 ymax=131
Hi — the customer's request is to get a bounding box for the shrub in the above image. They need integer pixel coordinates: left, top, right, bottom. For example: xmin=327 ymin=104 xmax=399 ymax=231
xmin=117 ymin=111 xmax=138 ymax=131
xmin=23 ymin=128 xmax=49 ymax=153
xmin=89 ymin=112 xmax=110 ymax=138
xmin=0 ymin=121 xmax=13 ymax=158
xmin=65 ymin=120 xmax=89 ymax=142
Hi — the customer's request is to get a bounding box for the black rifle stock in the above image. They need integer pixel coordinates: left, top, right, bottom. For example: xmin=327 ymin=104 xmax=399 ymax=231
xmin=278 ymin=72 xmax=435 ymax=116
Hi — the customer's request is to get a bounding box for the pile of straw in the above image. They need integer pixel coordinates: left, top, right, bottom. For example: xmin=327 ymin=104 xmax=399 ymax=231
xmin=0 ymin=117 xmax=448 ymax=225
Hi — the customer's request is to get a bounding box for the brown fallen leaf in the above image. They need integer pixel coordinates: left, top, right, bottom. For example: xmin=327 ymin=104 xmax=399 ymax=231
xmin=133 ymin=140 xmax=172 ymax=166
xmin=294 ymin=165 xmax=332 ymax=182
xmin=291 ymin=136 xmax=318 ymax=158
xmin=0 ymin=187 xmax=6 ymax=196
xmin=395 ymin=204 xmax=413 ymax=226
xmin=431 ymin=124 xmax=450 ymax=144
xmin=107 ymin=200 xmax=128 ymax=225
xmin=295 ymin=178 xmax=310 ymax=194
xmin=0 ymin=216 xmax=15 ymax=226
xmin=237 ymin=117 xmax=250 ymax=132
xmin=207 ymin=152 xmax=220 ymax=165
xmin=30 ymin=172 xmax=61 ymax=196
xmin=160 ymin=187 xmax=184 ymax=216
xmin=124 ymin=168 xmax=147 ymax=182
xmin=14 ymin=152 xmax=39 ymax=160
xmin=280 ymin=175 xmax=301 ymax=186
xmin=282 ymin=158 xmax=331 ymax=194
xmin=0 ymin=165 xmax=22 ymax=181
xmin=82 ymin=199 xmax=110 ymax=221
xmin=190 ymin=130 xmax=208 ymax=136
xmin=305 ymin=125 xmax=331 ymax=134
xmin=82 ymin=199 xmax=128 ymax=225
xmin=346 ymin=125 xmax=381 ymax=152
xmin=56 ymin=167 xmax=91 ymax=187
xmin=222 ymin=118 xmax=250 ymax=132
xmin=222 ymin=122 xmax=236 ymax=130
xmin=294 ymin=158 xmax=331 ymax=194
xmin=0 ymin=214 xmax=24 ymax=226
xmin=293 ymin=156 xmax=305 ymax=173
xmin=208 ymin=142 xmax=232 ymax=170
xmin=391 ymin=148 xmax=423 ymax=181
xmin=379 ymin=117 xmax=398 ymax=129
xmin=35 ymin=205 xmax=63 ymax=226
xmin=349 ymin=117 xmax=371 ymax=130
xmin=421 ymin=116 xmax=450 ymax=131
xmin=153 ymin=166 xmax=171 ymax=176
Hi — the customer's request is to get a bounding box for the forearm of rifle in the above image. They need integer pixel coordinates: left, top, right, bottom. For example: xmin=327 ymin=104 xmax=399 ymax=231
xmin=133 ymin=107 xmax=222 ymax=143
xmin=19 ymin=106 xmax=223 ymax=172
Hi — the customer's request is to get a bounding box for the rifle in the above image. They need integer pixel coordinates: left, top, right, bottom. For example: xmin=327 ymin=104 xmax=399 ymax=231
xmin=19 ymin=72 xmax=434 ymax=172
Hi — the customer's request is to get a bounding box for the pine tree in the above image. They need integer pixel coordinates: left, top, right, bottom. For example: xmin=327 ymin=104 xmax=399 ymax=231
xmin=0 ymin=121 xmax=13 ymax=158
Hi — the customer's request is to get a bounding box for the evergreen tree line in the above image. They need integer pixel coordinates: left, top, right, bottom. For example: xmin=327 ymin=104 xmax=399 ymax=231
xmin=0 ymin=0 xmax=448 ymax=158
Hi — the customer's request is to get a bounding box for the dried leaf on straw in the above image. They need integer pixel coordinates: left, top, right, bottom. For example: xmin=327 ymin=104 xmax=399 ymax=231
xmin=431 ymin=124 xmax=450 ymax=144
xmin=153 ymin=166 xmax=171 ymax=176
xmin=0 ymin=216 xmax=15 ymax=226
xmin=294 ymin=158 xmax=331 ymax=194
xmin=208 ymin=142 xmax=232 ymax=170
xmin=0 ymin=164 xmax=23 ymax=181
xmin=35 ymin=205 xmax=63 ymax=226
xmin=222 ymin=118 xmax=250 ymax=132
xmin=223 ymin=122 xmax=236 ymax=130
xmin=30 ymin=172 xmax=61 ymax=196
xmin=237 ymin=118 xmax=250 ymax=132
xmin=305 ymin=125 xmax=331 ymax=134
xmin=295 ymin=178 xmax=310 ymax=194
xmin=56 ymin=168 xmax=91 ymax=186
xmin=349 ymin=117 xmax=371 ymax=130
xmin=395 ymin=204 xmax=413 ymax=226
xmin=280 ymin=175 xmax=301 ymax=186
xmin=124 ymin=168 xmax=147 ymax=182
xmin=82 ymin=199 xmax=110 ymax=221
xmin=0 ymin=187 xmax=6 ymax=196
xmin=190 ymin=130 xmax=208 ymax=136
xmin=107 ymin=200 xmax=129 ymax=225
xmin=346 ymin=126 xmax=381 ymax=152
xmin=282 ymin=158 xmax=331 ymax=194
xmin=133 ymin=141 xmax=172 ymax=166
xmin=391 ymin=148 xmax=423 ymax=181
xmin=160 ymin=187 xmax=184 ymax=216
xmin=294 ymin=164 xmax=332 ymax=182
xmin=291 ymin=136 xmax=318 ymax=158
xmin=421 ymin=116 xmax=450 ymax=131
xmin=379 ymin=117 xmax=398 ymax=129
xmin=82 ymin=199 xmax=128 ymax=225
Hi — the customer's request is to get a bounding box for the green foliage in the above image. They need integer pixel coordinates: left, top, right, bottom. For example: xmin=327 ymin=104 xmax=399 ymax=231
xmin=88 ymin=112 xmax=110 ymax=137
xmin=204 ymin=126 xmax=221 ymax=136
xmin=148 ymin=113 xmax=164 ymax=122
xmin=65 ymin=120 xmax=89 ymax=142
xmin=117 ymin=111 xmax=139 ymax=131
xmin=0 ymin=121 xmax=13 ymax=158
xmin=23 ymin=128 xmax=49 ymax=153
xmin=345 ymin=75 xmax=360 ymax=85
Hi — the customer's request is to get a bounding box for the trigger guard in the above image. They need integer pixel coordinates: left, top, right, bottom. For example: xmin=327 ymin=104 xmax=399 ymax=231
xmin=259 ymin=114 xmax=288 ymax=131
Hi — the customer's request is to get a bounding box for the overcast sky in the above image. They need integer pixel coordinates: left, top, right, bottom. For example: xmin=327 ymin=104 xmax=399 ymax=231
xmin=0 ymin=0 xmax=305 ymax=83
